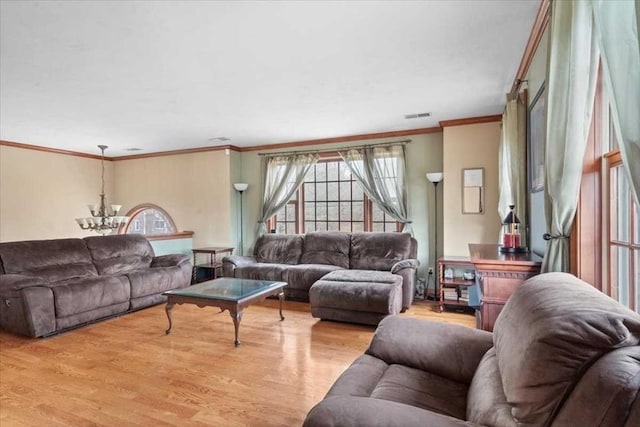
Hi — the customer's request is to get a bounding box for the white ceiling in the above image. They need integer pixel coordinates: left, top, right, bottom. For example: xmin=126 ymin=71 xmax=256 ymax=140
xmin=0 ymin=1 xmax=539 ymax=158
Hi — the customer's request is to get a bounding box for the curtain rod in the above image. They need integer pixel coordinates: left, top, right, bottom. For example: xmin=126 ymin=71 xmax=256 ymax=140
xmin=257 ymin=139 xmax=411 ymax=157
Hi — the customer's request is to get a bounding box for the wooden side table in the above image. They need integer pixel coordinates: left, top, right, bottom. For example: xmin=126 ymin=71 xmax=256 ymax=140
xmin=191 ymin=247 xmax=234 ymax=284
xmin=468 ymin=243 xmax=542 ymax=332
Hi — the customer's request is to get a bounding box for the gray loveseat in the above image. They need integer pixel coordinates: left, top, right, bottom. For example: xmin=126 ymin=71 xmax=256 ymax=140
xmin=0 ymin=234 xmax=192 ymax=337
xmin=222 ymin=231 xmax=418 ymax=311
xmin=303 ymin=272 xmax=640 ymax=427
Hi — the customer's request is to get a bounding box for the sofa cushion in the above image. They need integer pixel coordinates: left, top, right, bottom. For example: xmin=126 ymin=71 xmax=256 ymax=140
xmin=320 ymin=269 xmax=400 ymax=284
xmin=127 ymin=266 xmax=189 ymax=299
xmin=234 ymin=263 xmax=288 ymax=281
xmin=254 ymin=234 xmax=303 ymax=265
xmin=0 ymin=239 xmax=98 ymax=281
xmin=310 ymin=277 xmax=402 ymax=314
xmin=282 ymin=264 xmax=344 ymax=291
xmin=84 ymin=235 xmax=154 ymax=275
xmin=323 ymin=354 xmax=467 ymax=421
xmin=350 ymin=232 xmax=414 ymax=270
xmin=467 ymin=348 xmax=515 ymax=426
xmin=300 ymin=231 xmax=350 ymax=268
xmin=493 ymin=272 xmax=640 ymax=427
xmin=50 ymin=275 xmax=130 ymax=317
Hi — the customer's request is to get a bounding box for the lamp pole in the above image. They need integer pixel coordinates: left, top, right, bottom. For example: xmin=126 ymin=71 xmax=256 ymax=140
xmin=426 ymin=173 xmax=443 ymax=300
xmin=233 ymin=183 xmax=249 ymax=255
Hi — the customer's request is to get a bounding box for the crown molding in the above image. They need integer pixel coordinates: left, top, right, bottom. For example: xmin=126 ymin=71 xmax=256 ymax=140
xmin=0 ymin=139 xmax=108 ymax=160
xmin=439 ymin=114 xmax=502 ymax=128
xmin=114 ymin=145 xmax=240 ymax=161
xmin=238 ymin=126 xmax=442 ymax=153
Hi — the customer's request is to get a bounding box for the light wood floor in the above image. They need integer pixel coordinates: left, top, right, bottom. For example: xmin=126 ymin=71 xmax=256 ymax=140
xmin=0 ymin=299 xmax=474 ymax=426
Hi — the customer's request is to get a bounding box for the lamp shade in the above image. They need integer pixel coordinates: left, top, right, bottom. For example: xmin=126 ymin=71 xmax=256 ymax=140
xmin=426 ymin=172 xmax=443 ymax=183
xmin=233 ymin=183 xmax=249 ymax=191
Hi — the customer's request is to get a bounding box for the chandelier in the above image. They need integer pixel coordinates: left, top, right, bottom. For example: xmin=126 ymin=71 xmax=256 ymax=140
xmin=75 ymin=145 xmax=129 ymax=235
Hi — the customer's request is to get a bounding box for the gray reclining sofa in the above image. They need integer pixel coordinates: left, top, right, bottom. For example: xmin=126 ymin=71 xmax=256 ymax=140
xmin=0 ymin=234 xmax=192 ymax=337
xmin=222 ymin=231 xmax=418 ymax=324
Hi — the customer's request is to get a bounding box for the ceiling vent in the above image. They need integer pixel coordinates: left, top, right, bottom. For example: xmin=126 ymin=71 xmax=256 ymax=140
xmin=124 ymin=147 xmax=142 ymax=151
xmin=208 ymin=136 xmax=230 ymax=142
xmin=404 ymin=112 xmax=431 ymax=119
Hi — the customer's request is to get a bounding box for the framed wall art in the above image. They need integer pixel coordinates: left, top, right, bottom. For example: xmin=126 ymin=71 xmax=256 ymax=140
xmin=528 ymin=83 xmax=546 ymax=192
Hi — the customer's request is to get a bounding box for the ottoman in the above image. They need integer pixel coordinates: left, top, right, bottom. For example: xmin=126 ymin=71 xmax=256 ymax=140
xmin=309 ymin=270 xmax=403 ymax=326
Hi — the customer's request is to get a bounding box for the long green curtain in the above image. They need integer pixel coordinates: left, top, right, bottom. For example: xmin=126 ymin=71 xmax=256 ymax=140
xmin=498 ymin=92 xmax=528 ymax=247
xmin=591 ymin=0 xmax=640 ymax=205
xmin=542 ymin=0 xmax=600 ymax=273
xmin=257 ymin=153 xmax=318 ymax=235
xmin=337 ymin=144 xmax=412 ymax=233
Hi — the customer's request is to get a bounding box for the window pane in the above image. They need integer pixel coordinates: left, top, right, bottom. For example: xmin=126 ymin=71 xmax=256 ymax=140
xmin=339 ymin=222 xmax=352 ymax=232
xmin=277 ymin=223 xmax=287 ymax=234
xmin=340 ymin=202 xmax=351 ymax=221
xmin=327 ymin=202 xmax=338 ymax=221
xmin=316 ymin=204 xmax=327 ymax=221
xmin=339 ymin=162 xmax=351 ymax=180
xmin=316 ymin=184 xmax=326 ymax=201
xmin=352 ymin=201 xmax=364 ymax=221
xmin=610 ymin=245 xmax=630 ymax=306
xmin=327 ymin=162 xmax=339 ymax=181
xmin=304 ymin=183 xmax=315 ymax=201
xmin=352 ymin=222 xmax=364 ymax=232
xmin=372 ymin=222 xmax=384 ymax=232
xmin=339 ymin=182 xmax=351 ymax=200
xmin=327 ymin=182 xmax=339 ymax=201
xmin=127 ymin=208 xmax=176 ymax=235
xmin=304 ymin=202 xmax=314 ymax=220
xmin=611 ymin=165 xmax=630 ymax=242
xmin=315 ymin=163 xmax=326 ymax=182
xmin=635 ymin=201 xmax=639 ymax=245
xmin=352 ymin=183 xmax=364 ymax=200
xmin=328 ymin=221 xmax=339 ymax=231
xmin=315 ymin=222 xmax=327 ymax=231
xmin=285 ymin=204 xmax=295 ymax=220
xmin=286 ymin=223 xmax=296 ymax=235
xmin=305 ymin=221 xmax=316 ymax=232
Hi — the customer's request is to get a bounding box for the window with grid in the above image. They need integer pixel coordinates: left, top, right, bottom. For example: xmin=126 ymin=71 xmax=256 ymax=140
xmin=269 ymin=158 xmax=399 ymax=233
xmin=574 ymin=69 xmax=639 ymax=312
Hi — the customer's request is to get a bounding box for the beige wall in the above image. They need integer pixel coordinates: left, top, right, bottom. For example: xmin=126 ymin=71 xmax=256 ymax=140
xmin=113 ymin=151 xmax=232 ymax=249
xmin=238 ymin=132 xmax=443 ymax=277
xmin=0 ymin=145 xmax=114 ymax=242
xmin=442 ymin=122 xmax=502 ymax=256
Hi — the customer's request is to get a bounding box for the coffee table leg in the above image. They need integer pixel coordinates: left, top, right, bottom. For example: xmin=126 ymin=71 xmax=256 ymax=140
xmin=278 ymin=291 xmax=285 ymax=321
xmin=165 ymin=301 xmax=175 ymax=334
xmin=229 ymin=309 xmax=243 ymax=347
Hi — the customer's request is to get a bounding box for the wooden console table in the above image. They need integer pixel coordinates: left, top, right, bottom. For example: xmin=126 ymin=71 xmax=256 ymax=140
xmin=468 ymin=244 xmax=542 ymax=332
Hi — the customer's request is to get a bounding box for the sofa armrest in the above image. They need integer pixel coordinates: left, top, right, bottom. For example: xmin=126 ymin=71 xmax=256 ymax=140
xmin=303 ymin=396 xmax=480 ymax=427
xmin=390 ymin=258 xmax=419 ymax=274
xmin=0 ymin=274 xmax=49 ymax=292
xmin=151 ymin=254 xmax=191 ymax=268
xmin=222 ymin=255 xmax=257 ymax=277
xmin=366 ymin=316 xmax=493 ymax=384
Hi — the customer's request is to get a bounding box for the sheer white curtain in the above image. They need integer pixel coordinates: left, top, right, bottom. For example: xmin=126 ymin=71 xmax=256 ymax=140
xmin=591 ymin=0 xmax=640 ymax=205
xmin=337 ymin=144 xmax=412 ymax=233
xmin=257 ymin=153 xmax=318 ymax=235
xmin=542 ymin=0 xmax=600 ymax=272
xmin=498 ymin=92 xmax=527 ymax=247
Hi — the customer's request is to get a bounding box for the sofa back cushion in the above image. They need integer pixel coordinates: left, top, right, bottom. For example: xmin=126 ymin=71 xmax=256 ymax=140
xmin=300 ymin=231 xmax=350 ymax=268
xmin=491 ymin=272 xmax=640 ymax=427
xmin=0 ymin=238 xmax=98 ymax=282
xmin=84 ymin=234 xmax=155 ymax=275
xmin=254 ymin=234 xmax=303 ymax=265
xmin=350 ymin=232 xmax=414 ymax=270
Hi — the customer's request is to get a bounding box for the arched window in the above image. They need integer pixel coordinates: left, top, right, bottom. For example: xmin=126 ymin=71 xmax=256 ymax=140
xmin=121 ymin=204 xmax=177 ymax=236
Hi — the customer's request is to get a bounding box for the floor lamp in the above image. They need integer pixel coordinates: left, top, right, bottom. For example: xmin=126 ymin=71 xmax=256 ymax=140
xmin=233 ymin=183 xmax=248 ymax=255
xmin=426 ymin=172 xmax=443 ymax=300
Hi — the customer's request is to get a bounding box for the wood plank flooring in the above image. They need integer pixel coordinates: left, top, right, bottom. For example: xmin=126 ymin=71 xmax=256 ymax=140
xmin=0 ymin=299 xmax=474 ymax=426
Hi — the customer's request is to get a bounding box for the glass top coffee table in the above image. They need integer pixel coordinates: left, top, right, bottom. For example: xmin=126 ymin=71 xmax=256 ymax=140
xmin=163 ymin=277 xmax=287 ymax=346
